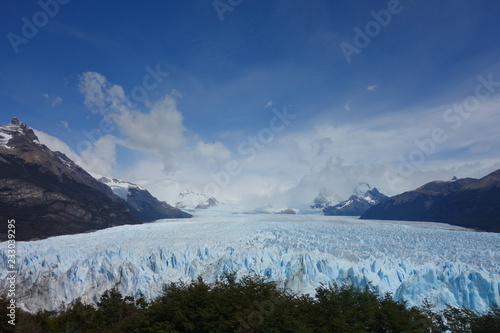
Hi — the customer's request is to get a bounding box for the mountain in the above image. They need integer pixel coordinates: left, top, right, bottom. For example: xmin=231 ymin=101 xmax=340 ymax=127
xmin=0 ymin=118 xmax=189 ymax=241
xmin=98 ymin=177 xmax=191 ymax=220
xmin=2 ymin=212 xmax=498 ymax=314
xmin=276 ymin=208 xmax=297 ymax=214
xmin=352 ymin=182 xmax=372 ymax=197
xmin=323 ymin=185 xmax=388 ymax=216
xmin=360 ymin=170 xmax=500 ymax=232
xmin=310 ymin=188 xmax=340 ymax=209
xmin=175 ymin=190 xmax=221 ymax=209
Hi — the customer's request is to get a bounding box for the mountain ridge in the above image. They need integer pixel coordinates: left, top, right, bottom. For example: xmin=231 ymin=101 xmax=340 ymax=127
xmin=361 ymin=170 xmax=500 ymax=232
xmin=322 ymin=184 xmax=388 ymax=216
xmin=99 ymin=177 xmax=191 ymax=220
xmin=0 ymin=118 xmax=190 ymax=241
xmin=175 ymin=189 xmax=221 ymax=209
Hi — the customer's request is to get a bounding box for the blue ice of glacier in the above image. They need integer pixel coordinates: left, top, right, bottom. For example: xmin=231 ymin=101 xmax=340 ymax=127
xmin=1 ymin=212 xmax=499 ymax=314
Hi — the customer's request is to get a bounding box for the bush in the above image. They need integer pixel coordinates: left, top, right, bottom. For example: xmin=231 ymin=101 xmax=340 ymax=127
xmin=9 ymin=275 xmax=500 ymax=332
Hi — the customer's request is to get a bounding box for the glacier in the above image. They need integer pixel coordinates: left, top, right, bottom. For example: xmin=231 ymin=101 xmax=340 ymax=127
xmin=1 ymin=211 xmax=499 ymax=314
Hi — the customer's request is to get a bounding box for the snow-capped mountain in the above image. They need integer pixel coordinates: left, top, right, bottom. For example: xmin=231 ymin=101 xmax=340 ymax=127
xmin=323 ymin=184 xmax=388 ymax=216
xmin=275 ymin=208 xmax=297 ymax=214
xmin=0 ymin=117 xmax=41 ymax=148
xmin=175 ymin=190 xmax=221 ymax=209
xmin=0 ymin=118 xmax=142 ymax=241
xmin=98 ymin=177 xmax=146 ymax=200
xmin=352 ymin=182 xmax=372 ymax=198
xmin=362 ymin=187 xmax=389 ymax=204
xmin=0 ymin=118 xmax=190 ymax=241
xmin=361 ymin=170 xmax=500 ymax=232
xmin=99 ymin=177 xmax=191 ymax=220
xmin=310 ymin=188 xmax=341 ymax=209
xmin=1 ymin=212 xmax=498 ymax=314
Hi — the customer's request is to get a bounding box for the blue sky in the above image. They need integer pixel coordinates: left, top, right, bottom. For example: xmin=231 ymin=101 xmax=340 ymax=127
xmin=1 ymin=0 xmax=500 ymax=208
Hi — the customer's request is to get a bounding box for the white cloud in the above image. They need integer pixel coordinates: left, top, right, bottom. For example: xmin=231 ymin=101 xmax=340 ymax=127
xmin=34 ymin=129 xmax=118 ymax=177
xmin=117 ymin=96 xmax=186 ymax=150
xmin=43 ymin=93 xmax=63 ymax=106
xmin=71 ymin=72 xmax=500 ymax=210
xmin=367 ymin=85 xmax=378 ymax=91
xmin=34 ymin=129 xmax=85 ymax=166
xmin=265 ymin=100 xmax=273 ymax=108
xmin=60 ymin=120 xmax=70 ymax=132
xmin=194 ymin=141 xmax=231 ymax=162
xmin=344 ymin=103 xmax=351 ymax=112
xmin=79 ymin=135 xmax=118 ymax=177
xmin=180 ymin=97 xmax=500 ymax=207
xmin=469 ymin=143 xmax=491 ymax=154
xmin=52 ymin=96 xmax=63 ymax=106
xmin=277 ymin=99 xmax=500 ymax=198
xmin=151 ymin=99 xmax=500 ymax=207
xmin=79 ymin=72 xmax=110 ymax=111
xmin=78 ymin=72 xmax=188 ymax=172
xmin=78 ymin=71 xmax=237 ymax=177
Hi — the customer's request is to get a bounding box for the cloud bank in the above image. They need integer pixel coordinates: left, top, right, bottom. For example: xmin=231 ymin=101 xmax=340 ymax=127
xmin=36 ymin=71 xmax=500 ymax=210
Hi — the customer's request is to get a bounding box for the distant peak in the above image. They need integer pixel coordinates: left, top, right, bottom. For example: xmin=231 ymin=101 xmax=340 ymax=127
xmin=10 ymin=117 xmax=30 ymax=132
xmin=176 ymin=189 xmax=220 ymax=209
xmin=353 ymin=182 xmax=371 ymax=197
xmin=1 ymin=117 xmax=39 ymax=145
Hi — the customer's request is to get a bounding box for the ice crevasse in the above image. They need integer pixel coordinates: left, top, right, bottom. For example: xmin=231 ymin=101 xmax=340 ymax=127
xmin=0 ymin=213 xmax=499 ymax=314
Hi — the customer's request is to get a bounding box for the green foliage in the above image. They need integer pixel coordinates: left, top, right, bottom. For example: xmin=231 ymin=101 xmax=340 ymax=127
xmin=306 ymin=283 xmax=430 ymax=332
xmin=8 ymin=276 xmax=500 ymax=332
xmin=470 ymin=307 xmax=500 ymax=333
xmin=443 ymin=305 xmax=500 ymax=333
xmin=48 ymin=299 xmax=100 ymax=332
xmin=147 ymin=274 xmax=295 ymax=332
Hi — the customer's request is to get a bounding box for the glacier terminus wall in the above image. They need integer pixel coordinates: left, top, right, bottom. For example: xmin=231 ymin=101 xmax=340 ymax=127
xmin=1 ymin=212 xmax=499 ymax=314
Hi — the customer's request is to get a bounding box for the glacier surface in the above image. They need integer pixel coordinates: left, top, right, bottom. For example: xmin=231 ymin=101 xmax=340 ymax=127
xmin=1 ymin=212 xmax=499 ymax=313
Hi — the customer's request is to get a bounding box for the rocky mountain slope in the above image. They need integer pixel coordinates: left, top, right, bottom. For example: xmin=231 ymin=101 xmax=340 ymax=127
xmin=99 ymin=177 xmax=191 ymax=220
xmin=0 ymin=118 xmax=189 ymax=241
xmin=360 ymin=170 xmax=500 ymax=232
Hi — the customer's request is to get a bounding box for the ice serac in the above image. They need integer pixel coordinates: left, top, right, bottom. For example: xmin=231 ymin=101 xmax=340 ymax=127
xmin=1 ymin=213 xmax=498 ymax=314
xmin=361 ymin=170 xmax=500 ymax=232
